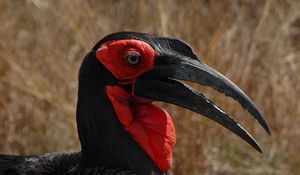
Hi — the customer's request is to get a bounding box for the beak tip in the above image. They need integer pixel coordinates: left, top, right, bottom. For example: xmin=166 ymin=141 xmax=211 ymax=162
xmin=260 ymin=120 xmax=271 ymax=135
xmin=266 ymin=129 xmax=272 ymax=136
xmin=253 ymin=142 xmax=263 ymax=153
xmin=258 ymin=148 xmax=263 ymax=154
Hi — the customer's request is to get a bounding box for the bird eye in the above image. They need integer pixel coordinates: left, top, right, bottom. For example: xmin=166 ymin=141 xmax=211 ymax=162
xmin=125 ymin=51 xmax=142 ymax=66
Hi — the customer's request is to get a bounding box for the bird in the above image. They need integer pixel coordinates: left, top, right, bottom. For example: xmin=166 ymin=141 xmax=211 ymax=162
xmin=0 ymin=32 xmax=270 ymax=175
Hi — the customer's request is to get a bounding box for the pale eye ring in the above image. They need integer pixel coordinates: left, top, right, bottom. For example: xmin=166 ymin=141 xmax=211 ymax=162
xmin=125 ymin=51 xmax=142 ymax=66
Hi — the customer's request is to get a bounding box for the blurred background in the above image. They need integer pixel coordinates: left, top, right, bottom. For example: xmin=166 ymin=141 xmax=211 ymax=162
xmin=0 ymin=0 xmax=299 ymax=174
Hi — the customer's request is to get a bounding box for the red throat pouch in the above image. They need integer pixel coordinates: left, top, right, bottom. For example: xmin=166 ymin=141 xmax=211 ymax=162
xmin=106 ymin=86 xmax=176 ymax=173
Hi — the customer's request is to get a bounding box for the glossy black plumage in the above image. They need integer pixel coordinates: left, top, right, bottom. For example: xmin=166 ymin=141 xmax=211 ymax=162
xmin=0 ymin=152 xmax=136 ymax=175
xmin=0 ymin=49 xmax=162 ymax=175
xmin=0 ymin=31 xmax=269 ymax=175
xmin=76 ymin=52 xmax=161 ymax=174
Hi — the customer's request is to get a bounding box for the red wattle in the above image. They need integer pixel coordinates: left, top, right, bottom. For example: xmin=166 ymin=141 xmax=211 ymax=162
xmin=106 ymin=86 xmax=176 ymax=173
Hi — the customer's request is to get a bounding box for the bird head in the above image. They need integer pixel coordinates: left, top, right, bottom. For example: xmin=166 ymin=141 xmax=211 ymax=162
xmin=77 ymin=32 xmax=270 ymax=174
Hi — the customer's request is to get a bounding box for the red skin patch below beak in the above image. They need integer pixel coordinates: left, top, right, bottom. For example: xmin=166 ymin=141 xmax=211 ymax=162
xmin=106 ymin=86 xmax=176 ymax=173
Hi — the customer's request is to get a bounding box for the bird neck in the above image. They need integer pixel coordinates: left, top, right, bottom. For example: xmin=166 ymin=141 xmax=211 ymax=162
xmin=75 ymin=52 xmax=162 ymax=174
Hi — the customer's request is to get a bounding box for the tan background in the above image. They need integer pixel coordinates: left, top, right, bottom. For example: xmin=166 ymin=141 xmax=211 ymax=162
xmin=0 ymin=0 xmax=299 ymax=174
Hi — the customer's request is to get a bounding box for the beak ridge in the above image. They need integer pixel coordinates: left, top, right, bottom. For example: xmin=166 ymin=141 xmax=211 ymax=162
xmin=141 ymin=57 xmax=270 ymax=135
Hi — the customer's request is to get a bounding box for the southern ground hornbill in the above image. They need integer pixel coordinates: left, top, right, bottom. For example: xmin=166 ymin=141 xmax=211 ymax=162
xmin=0 ymin=32 xmax=270 ymax=175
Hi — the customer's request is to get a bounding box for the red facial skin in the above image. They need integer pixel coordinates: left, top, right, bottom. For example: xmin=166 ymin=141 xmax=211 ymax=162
xmin=96 ymin=39 xmax=157 ymax=82
xmin=96 ymin=40 xmax=176 ymax=173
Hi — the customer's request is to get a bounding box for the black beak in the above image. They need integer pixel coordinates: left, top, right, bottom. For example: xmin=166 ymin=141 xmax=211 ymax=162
xmin=133 ymin=55 xmax=270 ymax=153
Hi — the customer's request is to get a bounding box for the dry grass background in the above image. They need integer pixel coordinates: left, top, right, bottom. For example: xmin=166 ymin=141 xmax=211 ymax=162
xmin=0 ymin=0 xmax=299 ymax=174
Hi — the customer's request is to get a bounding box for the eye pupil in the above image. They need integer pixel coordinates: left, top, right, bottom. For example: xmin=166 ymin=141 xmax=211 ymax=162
xmin=130 ymin=56 xmax=138 ymax=62
xmin=126 ymin=52 xmax=142 ymax=66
